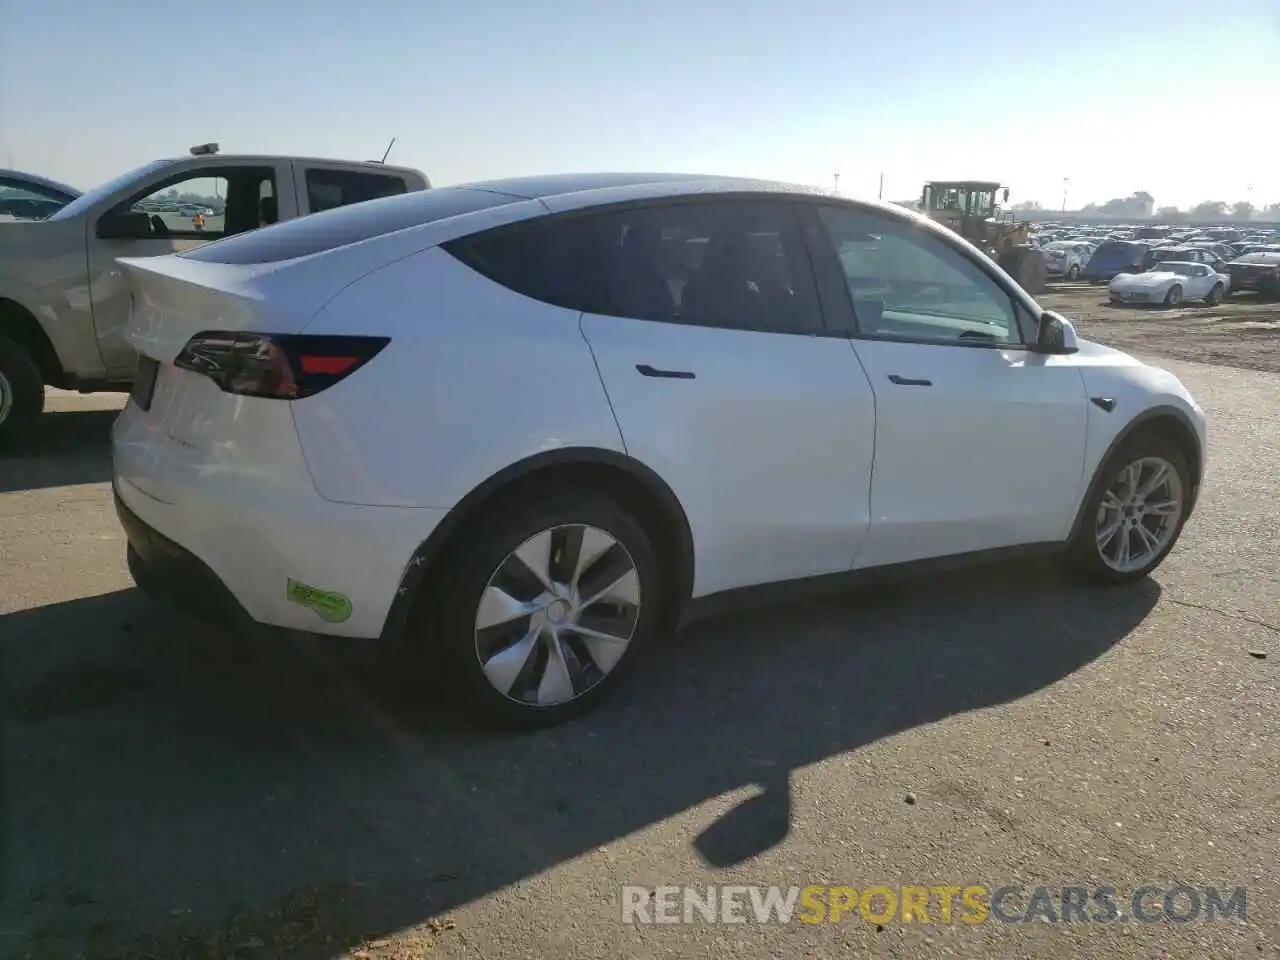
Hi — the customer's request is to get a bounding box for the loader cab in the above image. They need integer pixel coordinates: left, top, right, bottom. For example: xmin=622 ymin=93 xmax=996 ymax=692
xmin=922 ymin=180 xmax=1007 ymax=217
xmin=921 ymin=180 xmax=1009 ymax=243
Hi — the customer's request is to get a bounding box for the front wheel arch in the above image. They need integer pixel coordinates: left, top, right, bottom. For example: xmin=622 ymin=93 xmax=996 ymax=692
xmin=1066 ymin=407 xmax=1203 ymax=546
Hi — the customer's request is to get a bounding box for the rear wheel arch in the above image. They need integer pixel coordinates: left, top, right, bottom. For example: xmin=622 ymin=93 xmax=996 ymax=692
xmin=381 ymin=448 xmax=695 ymax=645
xmin=0 ymin=297 xmax=64 ymax=385
xmin=1067 ymin=406 xmax=1203 ymax=544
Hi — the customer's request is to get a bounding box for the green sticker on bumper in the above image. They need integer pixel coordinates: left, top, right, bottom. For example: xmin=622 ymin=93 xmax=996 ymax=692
xmin=287 ymin=579 xmax=353 ymax=623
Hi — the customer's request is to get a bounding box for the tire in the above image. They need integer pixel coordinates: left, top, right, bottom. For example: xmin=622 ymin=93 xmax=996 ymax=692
xmin=1205 ymin=283 xmax=1224 ymax=305
xmin=422 ymin=488 xmax=664 ymax=729
xmin=998 ymin=246 xmax=1048 ymax=294
xmin=1067 ymin=264 xmax=1080 ymax=280
xmin=1163 ymin=285 xmax=1183 ymax=307
xmin=0 ymin=335 xmax=45 ymax=452
xmin=1068 ymin=433 xmax=1193 ymax=585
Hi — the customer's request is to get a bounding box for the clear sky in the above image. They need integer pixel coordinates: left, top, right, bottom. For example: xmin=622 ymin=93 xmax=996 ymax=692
xmin=1 ymin=0 xmax=1276 ymax=210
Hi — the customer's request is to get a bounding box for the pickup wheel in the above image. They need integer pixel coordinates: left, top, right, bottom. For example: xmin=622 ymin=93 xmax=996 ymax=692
xmin=1205 ymin=282 xmax=1225 ymax=305
xmin=0 ymin=335 xmax=46 ymax=451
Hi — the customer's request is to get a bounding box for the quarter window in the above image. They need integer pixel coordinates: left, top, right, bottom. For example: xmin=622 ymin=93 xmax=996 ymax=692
xmin=444 ymin=216 xmax=610 ymax=314
xmin=816 ymin=206 xmax=1025 ymax=346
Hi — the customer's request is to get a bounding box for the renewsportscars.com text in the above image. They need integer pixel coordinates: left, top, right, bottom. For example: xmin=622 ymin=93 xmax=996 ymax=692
xmin=621 ymin=884 xmax=1248 ymax=925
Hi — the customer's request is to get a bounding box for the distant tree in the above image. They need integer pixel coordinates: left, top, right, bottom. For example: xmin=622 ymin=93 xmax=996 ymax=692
xmin=1231 ymin=201 xmax=1255 ymax=221
xmin=1190 ymin=200 xmax=1228 ymax=220
xmin=1096 ymin=192 xmax=1155 ymax=217
xmin=1011 ymin=199 xmax=1043 ymax=211
xmin=1157 ymin=205 xmax=1187 ymax=223
xmin=1263 ymin=202 xmax=1280 ymax=220
xmin=1080 ymin=202 xmax=1099 ymax=213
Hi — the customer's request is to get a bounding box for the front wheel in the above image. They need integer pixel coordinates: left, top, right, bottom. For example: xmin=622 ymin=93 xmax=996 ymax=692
xmin=0 ymin=335 xmax=45 ymax=452
xmin=1067 ymin=264 xmax=1081 ymax=280
xmin=1163 ymin=285 xmax=1183 ymax=306
xmin=1069 ymin=435 xmax=1193 ymax=584
xmin=1205 ymin=283 xmax=1225 ymax=305
xmin=425 ymin=489 xmax=664 ymax=728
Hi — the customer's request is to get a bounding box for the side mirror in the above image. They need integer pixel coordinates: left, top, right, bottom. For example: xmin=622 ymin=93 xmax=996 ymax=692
xmin=1032 ymin=310 xmax=1079 ymax=355
xmin=96 ymin=210 xmax=152 ymax=240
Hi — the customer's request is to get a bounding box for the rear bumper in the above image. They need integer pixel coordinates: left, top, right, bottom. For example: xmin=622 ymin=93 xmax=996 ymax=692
xmin=115 ymin=484 xmax=254 ymax=631
xmin=112 ymin=385 xmax=452 ymax=639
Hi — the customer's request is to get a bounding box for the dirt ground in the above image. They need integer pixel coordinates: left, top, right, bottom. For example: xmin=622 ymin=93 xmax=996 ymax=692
xmin=1040 ymin=280 xmax=1280 ymax=374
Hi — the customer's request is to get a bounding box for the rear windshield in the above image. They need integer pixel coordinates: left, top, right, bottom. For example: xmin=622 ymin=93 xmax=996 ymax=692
xmin=179 ymin=187 xmax=519 ymax=264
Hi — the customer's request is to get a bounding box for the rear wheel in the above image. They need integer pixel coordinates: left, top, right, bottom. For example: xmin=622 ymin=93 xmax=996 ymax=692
xmin=0 ymin=335 xmax=45 ymax=452
xmin=1163 ymin=284 xmax=1183 ymax=306
xmin=1067 ymin=263 xmax=1081 ymax=280
xmin=1069 ymin=434 xmax=1192 ymax=584
xmin=424 ymin=489 xmax=663 ymax=728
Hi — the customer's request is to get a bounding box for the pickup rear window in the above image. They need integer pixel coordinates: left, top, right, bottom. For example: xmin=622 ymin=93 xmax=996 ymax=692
xmin=305 ymin=168 xmax=408 ymax=213
xmin=179 ymin=187 xmax=519 ymax=265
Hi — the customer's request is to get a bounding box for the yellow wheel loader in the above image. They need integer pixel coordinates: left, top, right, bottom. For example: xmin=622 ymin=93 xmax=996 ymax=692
xmin=920 ymin=181 xmax=1047 ymax=294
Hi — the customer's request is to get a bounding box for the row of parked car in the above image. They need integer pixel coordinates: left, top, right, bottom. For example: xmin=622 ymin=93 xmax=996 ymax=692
xmin=1030 ymin=225 xmax=1280 ymax=301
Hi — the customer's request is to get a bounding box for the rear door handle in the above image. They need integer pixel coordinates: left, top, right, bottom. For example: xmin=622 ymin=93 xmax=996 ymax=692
xmin=636 ymin=364 xmax=696 ymax=380
xmin=888 ymin=374 xmax=932 ymax=386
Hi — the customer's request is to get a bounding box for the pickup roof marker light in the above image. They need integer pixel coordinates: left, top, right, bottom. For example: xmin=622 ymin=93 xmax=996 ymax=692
xmin=174 ymin=332 xmax=389 ymax=400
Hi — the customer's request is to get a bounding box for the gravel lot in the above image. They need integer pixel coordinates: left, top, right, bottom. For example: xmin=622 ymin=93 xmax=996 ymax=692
xmin=2 ymin=321 xmax=1278 ymax=958
xmin=1042 ymin=281 xmax=1280 ymax=375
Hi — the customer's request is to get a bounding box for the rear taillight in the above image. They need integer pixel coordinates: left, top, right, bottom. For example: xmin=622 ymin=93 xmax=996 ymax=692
xmin=174 ymin=332 xmax=389 ymax=400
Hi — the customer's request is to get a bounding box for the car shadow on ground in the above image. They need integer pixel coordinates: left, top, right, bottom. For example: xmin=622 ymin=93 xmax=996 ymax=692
xmin=0 ymin=409 xmax=116 ymax=494
xmin=1 ymin=564 xmax=1159 ymax=958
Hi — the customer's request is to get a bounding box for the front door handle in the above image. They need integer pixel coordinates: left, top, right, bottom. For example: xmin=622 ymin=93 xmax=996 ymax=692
xmin=888 ymin=374 xmax=932 ymax=386
xmin=636 ymin=364 xmax=696 ymax=380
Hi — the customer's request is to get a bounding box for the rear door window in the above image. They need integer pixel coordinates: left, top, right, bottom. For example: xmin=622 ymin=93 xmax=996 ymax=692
xmin=588 ymin=200 xmax=824 ymax=335
xmin=305 ymin=168 xmax=408 ymax=213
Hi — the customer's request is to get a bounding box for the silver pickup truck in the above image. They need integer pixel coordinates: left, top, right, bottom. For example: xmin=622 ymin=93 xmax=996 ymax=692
xmin=0 ymin=145 xmax=429 ymax=449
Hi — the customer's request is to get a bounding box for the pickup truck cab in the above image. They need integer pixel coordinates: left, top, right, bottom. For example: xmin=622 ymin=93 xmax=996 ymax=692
xmin=0 ymin=145 xmax=429 ymax=448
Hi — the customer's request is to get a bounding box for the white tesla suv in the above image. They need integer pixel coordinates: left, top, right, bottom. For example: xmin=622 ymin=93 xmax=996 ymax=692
xmin=112 ymin=173 xmax=1207 ymax=728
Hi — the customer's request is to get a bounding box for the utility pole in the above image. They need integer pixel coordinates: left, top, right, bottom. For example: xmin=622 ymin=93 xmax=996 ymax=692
xmin=878 ymin=172 xmax=884 ymax=199
xmin=833 ymin=172 xmax=840 ymax=194
xmin=1062 ymin=178 xmax=1069 ymax=213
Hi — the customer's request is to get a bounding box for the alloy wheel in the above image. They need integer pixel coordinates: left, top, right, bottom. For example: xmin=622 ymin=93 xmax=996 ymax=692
xmin=1094 ymin=456 xmax=1184 ymax=573
xmin=474 ymin=524 xmax=642 ymax=706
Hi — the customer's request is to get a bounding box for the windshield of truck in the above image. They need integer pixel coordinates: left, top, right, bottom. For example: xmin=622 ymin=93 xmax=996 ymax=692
xmin=48 ymin=159 xmax=177 ymax=220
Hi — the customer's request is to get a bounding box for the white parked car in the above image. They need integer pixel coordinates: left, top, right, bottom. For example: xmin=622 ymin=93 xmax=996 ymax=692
xmin=1108 ymin=260 xmax=1229 ymax=306
xmin=1043 ymin=241 xmax=1092 ymax=279
xmin=112 ymin=174 xmax=1207 ymax=728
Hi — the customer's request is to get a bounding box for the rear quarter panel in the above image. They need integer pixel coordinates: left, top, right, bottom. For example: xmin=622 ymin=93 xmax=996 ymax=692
xmin=291 ymin=245 xmax=625 ymax=508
